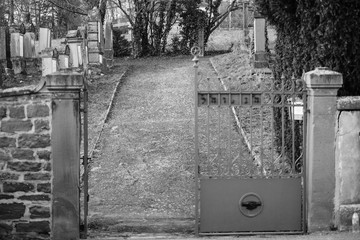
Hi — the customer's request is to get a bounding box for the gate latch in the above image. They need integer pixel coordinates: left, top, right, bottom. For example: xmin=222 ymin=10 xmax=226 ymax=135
xmin=241 ymin=201 xmax=262 ymax=210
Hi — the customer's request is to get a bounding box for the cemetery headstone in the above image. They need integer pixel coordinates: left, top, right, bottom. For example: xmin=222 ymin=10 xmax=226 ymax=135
xmin=58 ymin=44 xmax=70 ymax=70
xmin=78 ymin=25 xmax=88 ymax=71
xmin=66 ymin=29 xmax=83 ymax=68
xmin=253 ymin=12 xmax=268 ymax=68
xmin=39 ymin=28 xmax=52 ymax=54
xmin=243 ymin=2 xmax=250 ymax=47
xmin=104 ymin=22 xmax=114 ymax=68
xmin=10 ymin=23 xmax=25 ymax=74
xmin=41 ymin=47 xmax=58 ymax=76
xmin=0 ymin=26 xmax=11 ymax=70
xmin=23 ymin=14 xmax=37 ymax=74
xmin=87 ymin=7 xmax=104 ymax=67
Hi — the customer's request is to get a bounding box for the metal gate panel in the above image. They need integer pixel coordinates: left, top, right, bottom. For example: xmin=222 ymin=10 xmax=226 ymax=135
xmin=192 ymin=49 xmax=307 ymax=235
xmin=200 ymin=178 xmax=302 ymax=233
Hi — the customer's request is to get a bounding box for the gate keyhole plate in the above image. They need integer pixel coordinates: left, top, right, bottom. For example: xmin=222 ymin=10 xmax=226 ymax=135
xmin=239 ymin=192 xmax=263 ymax=218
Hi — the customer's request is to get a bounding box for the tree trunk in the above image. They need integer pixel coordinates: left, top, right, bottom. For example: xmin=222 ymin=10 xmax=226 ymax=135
xmin=161 ymin=0 xmax=176 ymax=53
xmin=10 ymin=0 xmax=14 ymax=23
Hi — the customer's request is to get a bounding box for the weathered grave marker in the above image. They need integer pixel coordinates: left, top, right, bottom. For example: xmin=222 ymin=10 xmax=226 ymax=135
xmin=58 ymin=43 xmax=70 ymax=70
xmin=66 ymin=29 xmax=83 ymax=68
xmin=10 ymin=23 xmax=25 ymax=74
xmin=23 ymin=14 xmax=37 ymax=74
xmin=243 ymin=2 xmax=250 ymax=47
xmin=253 ymin=12 xmax=268 ymax=68
xmin=41 ymin=47 xmax=58 ymax=76
xmin=87 ymin=7 xmax=104 ymax=67
xmin=104 ymin=22 xmax=114 ymax=68
xmin=39 ymin=28 xmax=51 ymax=54
xmin=0 ymin=26 xmax=10 ymax=70
xmin=79 ymin=26 xmax=89 ymax=72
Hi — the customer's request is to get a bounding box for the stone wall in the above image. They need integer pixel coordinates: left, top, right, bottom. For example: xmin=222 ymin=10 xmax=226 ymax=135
xmin=0 ymin=72 xmax=83 ymax=239
xmin=335 ymin=96 xmax=360 ymax=230
xmin=0 ymin=86 xmax=52 ymax=239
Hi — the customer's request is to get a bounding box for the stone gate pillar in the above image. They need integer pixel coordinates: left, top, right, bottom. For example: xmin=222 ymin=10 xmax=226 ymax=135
xmin=305 ymin=67 xmax=343 ymax=232
xmin=46 ymin=72 xmax=84 ymax=240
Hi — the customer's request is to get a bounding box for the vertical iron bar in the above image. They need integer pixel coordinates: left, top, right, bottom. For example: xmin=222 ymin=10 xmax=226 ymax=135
xmin=270 ymin=76 xmax=275 ymax=175
xmin=302 ymin=84 xmax=308 ymax=232
xmin=239 ymin=78 xmax=243 ymax=174
xmin=260 ymin=74 xmax=264 ymax=176
xmin=292 ymin=96 xmax=296 ymax=173
xmin=281 ymin=76 xmax=285 ymax=175
xmin=206 ymin=79 xmax=210 ymax=171
xmin=250 ymin=102 xmax=253 ymax=174
xmin=260 ymin=105 xmax=264 ymax=176
xmin=291 ymin=78 xmax=296 ymax=173
xmin=217 ymin=102 xmax=221 ymax=175
xmin=228 ymin=78 xmax=232 ymax=175
xmin=193 ymin=55 xmax=199 ymax=236
xmin=83 ymin=88 xmax=89 ymax=238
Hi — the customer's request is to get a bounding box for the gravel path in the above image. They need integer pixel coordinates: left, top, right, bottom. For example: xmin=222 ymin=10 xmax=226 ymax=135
xmin=87 ymin=56 xmax=219 ymax=233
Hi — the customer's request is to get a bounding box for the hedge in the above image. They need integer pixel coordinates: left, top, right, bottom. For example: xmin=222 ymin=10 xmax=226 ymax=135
xmin=255 ymin=0 xmax=360 ymax=96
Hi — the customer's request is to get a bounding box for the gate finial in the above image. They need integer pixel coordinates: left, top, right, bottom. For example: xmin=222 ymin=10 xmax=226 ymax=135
xmin=191 ymin=46 xmax=201 ymax=67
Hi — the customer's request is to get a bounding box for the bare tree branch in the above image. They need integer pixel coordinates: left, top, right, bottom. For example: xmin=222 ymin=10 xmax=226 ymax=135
xmin=48 ymin=0 xmax=88 ymax=16
xmin=112 ymin=0 xmax=134 ymax=26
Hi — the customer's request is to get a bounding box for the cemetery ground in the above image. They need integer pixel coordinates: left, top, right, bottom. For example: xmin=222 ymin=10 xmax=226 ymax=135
xmin=86 ymin=48 xmax=252 ymax=237
xmin=84 ymin=53 xmax=359 ymax=239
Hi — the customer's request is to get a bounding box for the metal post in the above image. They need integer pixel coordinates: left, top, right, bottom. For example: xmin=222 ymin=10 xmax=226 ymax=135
xmin=83 ymin=88 xmax=89 ymax=238
xmin=192 ymin=48 xmax=200 ymax=236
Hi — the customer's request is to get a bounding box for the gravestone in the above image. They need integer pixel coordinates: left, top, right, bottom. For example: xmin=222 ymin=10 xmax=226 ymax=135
xmin=87 ymin=7 xmax=104 ymax=67
xmin=253 ymin=12 xmax=268 ymax=68
xmin=58 ymin=44 xmax=70 ymax=70
xmin=24 ymin=15 xmax=37 ymax=74
xmin=10 ymin=23 xmax=25 ymax=74
xmin=0 ymin=26 xmax=11 ymax=69
xmin=243 ymin=2 xmax=250 ymax=47
xmin=78 ymin=26 xmax=88 ymax=72
xmin=41 ymin=47 xmax=58 ymax=76
xmin=66 ymin=29 xmax=83 ymax=68
xmin=104 ymin=22 xmax=114 ymax=68
xmin=39 ymin=28 xmax=51 ymax=54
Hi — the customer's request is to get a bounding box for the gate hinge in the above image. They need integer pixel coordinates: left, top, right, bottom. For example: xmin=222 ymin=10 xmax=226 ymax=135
xmin=80 ymin=156 xmax=91 ymax=164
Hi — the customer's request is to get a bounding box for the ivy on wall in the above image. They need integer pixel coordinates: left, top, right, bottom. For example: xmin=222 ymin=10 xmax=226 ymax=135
xmin=256 ymin=0 xmax=360 ymax=96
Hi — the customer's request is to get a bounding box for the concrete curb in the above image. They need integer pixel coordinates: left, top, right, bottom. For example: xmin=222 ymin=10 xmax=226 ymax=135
xmin=208 ymin=57 xmax=252 ymax=155
xmin=89 ymin=66 xmax=130 ymax=158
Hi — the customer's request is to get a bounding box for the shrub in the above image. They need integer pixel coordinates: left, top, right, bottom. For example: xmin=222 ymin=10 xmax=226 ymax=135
xmin=113 ymin=28 xmax=131 ymax=57
xmin=256 ymin=0 xmax=360 ymax=96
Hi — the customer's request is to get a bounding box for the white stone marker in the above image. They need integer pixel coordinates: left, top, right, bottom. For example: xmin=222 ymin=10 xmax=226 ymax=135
xmin=254 ymin=17 xmax=266 ymax=53
xmin=41 ymin=48 xmax=58 ymax=76
xmin=39 ymin=28 xmax=51 ymax=54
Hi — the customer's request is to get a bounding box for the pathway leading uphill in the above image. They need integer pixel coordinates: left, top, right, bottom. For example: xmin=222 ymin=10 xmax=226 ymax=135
xmin=87 ymin=56 xmax=217 ymax=234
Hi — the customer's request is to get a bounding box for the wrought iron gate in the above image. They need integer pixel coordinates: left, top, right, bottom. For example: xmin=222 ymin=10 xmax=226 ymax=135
xmin=193 ymin=50 xmax=307 ymax=235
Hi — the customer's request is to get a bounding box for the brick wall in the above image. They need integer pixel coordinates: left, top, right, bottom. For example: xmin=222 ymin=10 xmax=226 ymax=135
xmin=0 ymin=91 xmax=52 ymax=239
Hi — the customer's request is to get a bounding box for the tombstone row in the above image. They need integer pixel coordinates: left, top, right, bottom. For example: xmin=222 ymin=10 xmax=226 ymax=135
xmin=0 ymin=14 xmax=114 ymax=77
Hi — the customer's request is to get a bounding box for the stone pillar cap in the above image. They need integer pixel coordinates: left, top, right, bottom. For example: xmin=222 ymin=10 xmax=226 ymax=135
xmin=305 ymin=67 xmax=343 ymax=89
xmin=46 ymin=72 xmax=84 ymax=90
